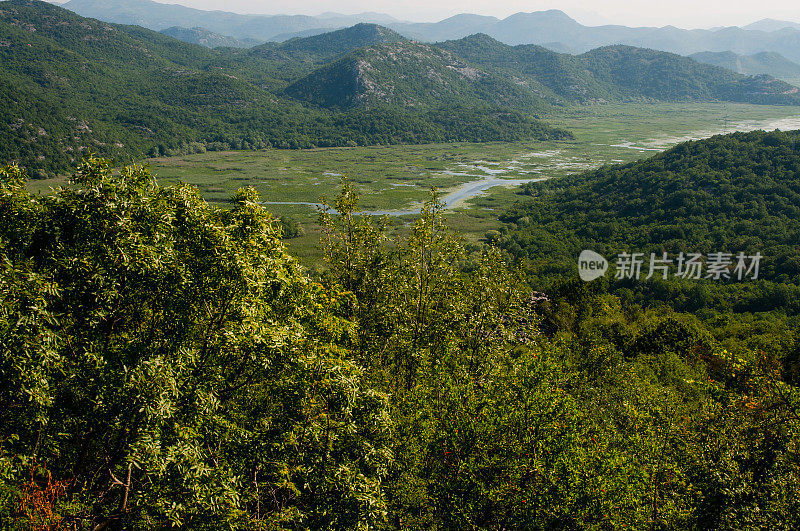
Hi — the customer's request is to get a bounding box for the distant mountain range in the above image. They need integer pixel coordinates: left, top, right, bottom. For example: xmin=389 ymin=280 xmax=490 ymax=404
xmin=742 ymin=19 xmax=800 ymax=32
xmin=690 ymin=51 xmax=800 ymax=84
xmin=392 ymin=11 xmax=800 ymax=65
xmin=159 ymin=27 xmax=262 ymax=48
xmin=61 ymin=0 xmax=800 ymax=66
xmin=3 ymin=0 xmax=800 ymax=176
xmin=433 ymin=35 xmax=799 ymax=105
xmin=62 ymin=0 xmax=400 ymax=41
xmin=245 ymin=26 xmax=800 ymax=110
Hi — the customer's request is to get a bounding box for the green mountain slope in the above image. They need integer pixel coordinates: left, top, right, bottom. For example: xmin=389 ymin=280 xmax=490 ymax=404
xmin=438 ymin=35 xmax=800 ymax=104
xmin=436 ymin=34 xmax=616 ymax=103
xmin=160 ymin=26 xmax=262 ymax=48
xmin=0 ymin=0 xmax=304 ymax=173
xmin=0 ymin=1 xmax=571 ymax=175
xmin=285 ymin=40 xmax=551 ymax=110
xmin=264 ymin=23 xmax=406 ymax=62
xmin=242 ymin=23 xmax=408 ymax=85
xmin=690 ymin=50 xmax=800 ymax=81
xmin=580 ymin=45 xmax=800 ymax=104
xmin=499 ymin=129 xmax=800 ymax=290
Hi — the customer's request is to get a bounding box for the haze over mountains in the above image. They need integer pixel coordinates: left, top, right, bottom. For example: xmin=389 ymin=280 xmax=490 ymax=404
xmin=160 ymin=26 xmax=262 ymax=48
xmin=391 ymin=11 xmax=800 ymax=64
xmin=62 ymin=0 xmax=401 ymax=41
xmin=62 ymin=0 xmax=800 ymax=65
xmin=742 ymin=19 xmax=800 ymax=32
xmin=690 ymin=51 xmax=800 ymax=84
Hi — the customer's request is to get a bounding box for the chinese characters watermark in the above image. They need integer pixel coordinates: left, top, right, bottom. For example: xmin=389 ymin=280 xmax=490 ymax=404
xmin=579 ymin=250 xmax=761 ymax=282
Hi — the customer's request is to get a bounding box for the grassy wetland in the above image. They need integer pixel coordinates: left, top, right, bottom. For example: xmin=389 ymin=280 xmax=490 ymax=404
xmin=27 ymin=102 xmax=800 ymax=262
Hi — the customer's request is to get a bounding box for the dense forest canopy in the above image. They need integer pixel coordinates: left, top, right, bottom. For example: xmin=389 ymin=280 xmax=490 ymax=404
xmin=1 ymin=156 xmax=799 ymax=528
xmin=497 ymin=130 xmax=800 ymax=313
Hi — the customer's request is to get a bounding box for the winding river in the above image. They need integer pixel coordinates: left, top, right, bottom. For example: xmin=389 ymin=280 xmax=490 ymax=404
xmin=261 ymin=114 xmax=800 ymax=216
xmin=263 ymin=176 xmax=546 ymax=216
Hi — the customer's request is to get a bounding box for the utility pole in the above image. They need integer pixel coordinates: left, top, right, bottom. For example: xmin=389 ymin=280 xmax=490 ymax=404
xmin=722 ymin=103 xmax=730 ymax=135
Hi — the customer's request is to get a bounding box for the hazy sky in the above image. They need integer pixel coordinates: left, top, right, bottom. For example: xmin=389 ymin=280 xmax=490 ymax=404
xmin=154 ymin=0 xmax=800 ymax=28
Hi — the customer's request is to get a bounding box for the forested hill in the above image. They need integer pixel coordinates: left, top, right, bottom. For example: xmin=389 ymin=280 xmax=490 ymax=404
xmin=160 ymin=26 xmax=262 ymax=48
xmin=0 ymin=0 xmax=265 ymax=175
xmin=3 ymin=0 xmax=800 ymax=177
xmin=581 ymin=45 xmax=799 ymax=104
xmin=285 ymin=40 xmax=551 ymax=110
xmin=0 ymin=0 xmax=569 ymax=176
xmin=438 ymin=35 xmax=800 ymax=104
xmin=499 ymin=130 xmax=800 ymax=293
xmin=282 ymin=33 xmax=800 ymax=109
xmin=242 ymin=23 xmax=409 ymax=85
xmin=690 ymin=50 xmax=800 ymax=80
xmin=255 ymin=23 xmax=407 ymax=63
xmin=4 ymin=154 xmax=800 ymax=530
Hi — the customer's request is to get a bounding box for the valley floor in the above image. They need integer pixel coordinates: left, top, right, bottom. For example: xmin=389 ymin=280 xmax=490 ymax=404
xmin=27 ymin=102 xmax=800 ymax=263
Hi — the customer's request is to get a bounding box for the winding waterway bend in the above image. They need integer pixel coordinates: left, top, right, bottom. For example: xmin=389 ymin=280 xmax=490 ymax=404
xmin=262 ymin=176 xmax=546 ymax=216
xmin=260 ymin=114 xmax=800 ymax=216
